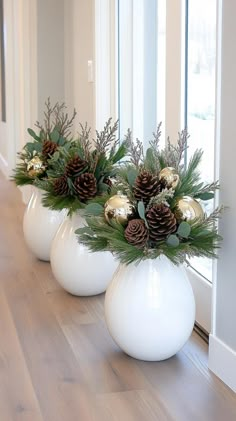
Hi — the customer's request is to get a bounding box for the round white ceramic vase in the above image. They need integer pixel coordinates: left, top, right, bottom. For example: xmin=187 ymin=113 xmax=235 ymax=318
xmin=23 ymin=187 xmax=66 ymax=261
xmin=50 ymin=213 xmax=118 ymax=296
xmin=105 ymin=255 xmax=195 ymax=361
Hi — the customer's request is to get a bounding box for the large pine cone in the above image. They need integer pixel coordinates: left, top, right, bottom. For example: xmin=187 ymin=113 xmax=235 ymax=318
xmin=74 ymin=172 xmax=97 ymax=201
xmin=133 ymin=171 xmax=161 ymax=205
xmin=146 ymin=204 xmax=176 ymax=241
xmin=125 ymin=219 xmax=149 ymax=248
xmin=42 ymin=140 xmax=58 ymax=160
xmin=65 ymin=156 xmax=88 ymax=178
xmin=53 ymin=176 xmax=70 ymax=196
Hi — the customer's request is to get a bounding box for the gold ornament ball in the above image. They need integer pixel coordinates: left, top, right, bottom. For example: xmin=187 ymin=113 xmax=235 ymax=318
xmin=104 ymin=192 xmax=134 ymax=225
xmin=159 ymin=167 xmax=180 ymax=189
xmin=27 ymin=156 xmax=46 ymax=177
xmin=177 ymin=196 xmax=204 ymax=221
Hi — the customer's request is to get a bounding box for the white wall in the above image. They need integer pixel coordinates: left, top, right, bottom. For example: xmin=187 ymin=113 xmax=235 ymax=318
xmin=209 ymin=0 xmax=236 ymax=392
xmin=0 ymin=0 xmax=66 ymax=177
xmin=37 ymin=0 xmax=65 ymax=121
xmin=0 ymin=0 xmax=18 ymax=176
xmin=64 ymin=0 xmax=95 ymax=134
xmin=0 ymin=0 xmax=96 ymax=177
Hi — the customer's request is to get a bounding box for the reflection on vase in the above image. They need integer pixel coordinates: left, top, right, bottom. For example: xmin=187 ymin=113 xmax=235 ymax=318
xmin=105 ymin=255 xmax=195 ymax=361
xmin=23 ymin=187 xmax=66 ymax=261
xmin=50 ymin=212 xmax=118 ymax=296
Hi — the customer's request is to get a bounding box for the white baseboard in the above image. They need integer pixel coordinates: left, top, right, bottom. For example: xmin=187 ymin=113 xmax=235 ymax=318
xmin=187 ymin=267 xmax=212 ymax=333
xmin=209 ymin=334 xmax=236 ymax=392
xmin=0 ymin=153 xmax=9 ymax=177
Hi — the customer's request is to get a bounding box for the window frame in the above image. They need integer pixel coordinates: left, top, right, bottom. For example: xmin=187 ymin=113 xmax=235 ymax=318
xmin=95 ymin=0 xmax=218 ymax=333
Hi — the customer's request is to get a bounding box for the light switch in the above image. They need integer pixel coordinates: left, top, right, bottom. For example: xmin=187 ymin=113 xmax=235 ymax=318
xmin=88 ymin=60 xmax=93 ymax=83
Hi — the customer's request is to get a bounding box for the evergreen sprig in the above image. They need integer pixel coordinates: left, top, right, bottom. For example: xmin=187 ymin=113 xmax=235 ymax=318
xmin=12 ymin=99 xmax=76 ymax=186
xmin=76 ymin=126 xmax=223 ymax=266
xmin=35 ymin=97 xmax=76 ymax=139
xmin=94 ymin=118 xmax=119 ymax=154
xmin=37 ymin=119 xmax=128 ymax=213
xmin=78 ymin=205 xmax=223 ymax=265
xmin=125 ymin=129 xmax=144 ymax=167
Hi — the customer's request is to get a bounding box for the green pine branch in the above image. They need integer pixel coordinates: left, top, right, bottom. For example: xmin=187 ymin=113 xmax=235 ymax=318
xmin=42 ymin=191 xmax=84 ymax=215
xmin=76 ymin=204 xmax=223 ymax=266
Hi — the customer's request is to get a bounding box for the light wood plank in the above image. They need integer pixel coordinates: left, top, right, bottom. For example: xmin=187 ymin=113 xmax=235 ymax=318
xmin=0 ymin=289 xmax=43 ymax=421
xmin=3 ymin=270 xmax=96 ymax=421
xmin=95 ymin=390 xmax=172 ymax=421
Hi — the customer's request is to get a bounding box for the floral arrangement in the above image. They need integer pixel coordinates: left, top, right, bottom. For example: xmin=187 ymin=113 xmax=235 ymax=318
xmin=76 ymin=124 xmax=223 ymax=265
xmin=36 ymin=118 xmax=128 ymax=214
xmin=12 ymin=98 xmax=76 ymax=186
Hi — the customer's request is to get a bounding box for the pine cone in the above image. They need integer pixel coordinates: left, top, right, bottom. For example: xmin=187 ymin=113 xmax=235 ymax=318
xmin=53 ymin=176 xmax=70 ymax=196
xmin=146 ymin=204 xmax=176 ymax=241
xmin=133 ymin=171 xmax=161 ymax=204
xmin=124 ymin=219 xmax=149 ymax=248
xmin=74 ymin=172 xmax=97 ymax=201
xmin=42 ymin=140 xmax=58 ymax=160
xmin=65 ymin=156 xmax=88 ymax=177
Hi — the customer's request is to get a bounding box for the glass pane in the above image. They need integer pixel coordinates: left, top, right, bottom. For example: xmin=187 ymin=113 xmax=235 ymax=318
xmin=117 ymin=0 xmax=165 ymax=149
xmin=0 ymin=0 xmax=6 ymax=122
xmin=186 ymin=0 xmax=217 ymax=281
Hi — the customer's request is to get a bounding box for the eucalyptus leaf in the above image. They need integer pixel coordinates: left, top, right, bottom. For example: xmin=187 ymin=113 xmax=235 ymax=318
xmin=167 ymin=234 xmax=180 ymax=247
xmin=58 ymin=136 xmax=65 ymax=146
xmin=137 ymin=201 xmax=145 ymax=220
xmin=196 ymin=192 xmax=214 ymax=201
xmin=33 ymin=143 xmax=43 ymax=153
xmin=137 ymin=201 xmax=149 ymax=228
xmin=26 ymin=143 xmax=37 ymax=154
xmin=84 ymin=203 xmax=104 ymax=216
xmin=177 ymin=221 xmax=191 ymax=238
xmin=27 ymin=128 xmax=40 ymax=141
xmin=52 ymin=151 xmax=60 ymax=161
xmin=50 ymin=129 xmax=60 ymax=142
xmin=127 ymin=168 xmax=138 ymax=187
xmin=144 ymin=147 xmax=156 ymax=172
xmin=98 ymin=182 xmax=109 ymax=193
xmin=145 ymin=147 xmax=154 ymax=161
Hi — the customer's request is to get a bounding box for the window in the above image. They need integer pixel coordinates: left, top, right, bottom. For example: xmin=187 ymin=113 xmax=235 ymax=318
xmin=117 ymin=0 xmax=165 ymax=149
xmin=185 ymin=0 xmax=217 ymax=281
xmin=95 ymin=0 xmax=218 ymax=332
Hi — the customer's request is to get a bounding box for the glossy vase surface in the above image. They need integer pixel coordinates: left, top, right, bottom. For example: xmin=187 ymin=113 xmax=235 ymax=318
xmin=50 ymin=213 xmax=118 ymax=296
xmin=23 ymin=187 xmax=66 ymax=261
xmin=105 ymin=255 xmax=195 ymax=361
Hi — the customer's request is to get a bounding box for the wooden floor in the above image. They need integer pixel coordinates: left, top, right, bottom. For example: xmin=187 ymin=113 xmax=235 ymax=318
xmin=0 ymin=173 xmax=236 ymax=421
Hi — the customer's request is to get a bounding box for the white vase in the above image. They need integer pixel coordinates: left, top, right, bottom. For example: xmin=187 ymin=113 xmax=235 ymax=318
xmin=105 ymin=255 xmax=195 ymax=361
xmin=50 ymin=213 xmax=118 ymax=296
xmin=23 ymin=187 xmax=66 ymax=261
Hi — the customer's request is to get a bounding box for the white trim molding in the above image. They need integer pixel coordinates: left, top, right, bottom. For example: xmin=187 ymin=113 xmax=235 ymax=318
xmin=208 ymin=0 xmax=236 ymax=392
xmin=0 ymin=0 xmax=37 ymax=180
xmin=209 ymin=334 xmax=236 ymax=393
xmin=165 ymin=0 xmax=184 ymax=141
xmin=187 ymin=267 xmax=212 ymax=333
